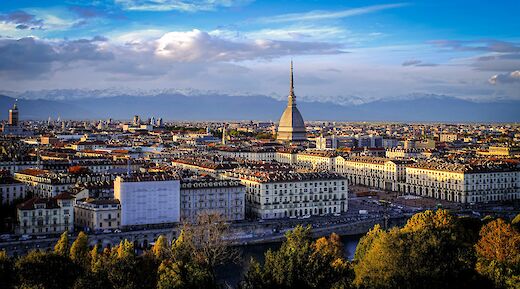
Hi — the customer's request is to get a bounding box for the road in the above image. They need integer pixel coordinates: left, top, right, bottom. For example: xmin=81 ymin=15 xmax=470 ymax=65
xmin=1 ymin=195 xmax=517 ymax=256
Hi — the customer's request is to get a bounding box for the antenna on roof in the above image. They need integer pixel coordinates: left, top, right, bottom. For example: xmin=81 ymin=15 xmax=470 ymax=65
xmin=126 ymin=158 xmax=131 ymax=176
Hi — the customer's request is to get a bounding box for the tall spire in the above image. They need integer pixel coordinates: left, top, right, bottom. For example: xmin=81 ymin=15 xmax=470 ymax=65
xmin=288 ymin=60 xmax=296 ymax=106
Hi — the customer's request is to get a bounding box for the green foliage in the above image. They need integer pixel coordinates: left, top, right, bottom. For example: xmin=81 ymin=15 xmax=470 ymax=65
xmin=240 ymin=225 xmax=354 ymax=289
xmin=354 ymin=224 xmax=383 ymax=262
xmin=73 ymin=270 xmax=113 ymax=289
xmin=255 ymin=132 xmax=274 ymax=140
xmin=353 ymin=210 xmax=483 ymax=289
xmin=157 ymin=259 xmax=215 ymax=289
xmin=475 ymin=219 xmax=520 ymax=289
xmin=54 ymin=231 xmax=70 ymax=257
xmin=90 ymin=244 xmax=102 ymax=273
xmin=6 ymin=211 xmax=519 ymax=289
xmin=106 ymin=254 xmax=158 ymax=289
xmin=70 ymin=231 xmax=89 ymax=268
xmin=15 ymin=250 xmax=80 ymax=289
xmin=0 ymin=250 xmax=16 ymax=289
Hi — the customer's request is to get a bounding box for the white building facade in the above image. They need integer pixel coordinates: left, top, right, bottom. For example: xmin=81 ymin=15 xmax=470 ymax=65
xmin=227 ymin=169 xmax=348 ymax=219
xmin=405 ymin=162 xmax=520 ymax=203
xmin=114 ymin=175 xmax=180 ymax=227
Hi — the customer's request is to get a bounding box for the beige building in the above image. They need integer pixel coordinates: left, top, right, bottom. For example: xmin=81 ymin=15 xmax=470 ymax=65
xmin=405 ymin=161 xmax=520 ymax=203
xmin=180 ymin=177 xmax=245 ymax=222
xmin=275 ymin=149 xmax=297 ymax=165
xmin=226 ymin=166 xmax=348 ymax=219
xmin=295 ymin=150 xmax=337 ymax=171
xmin=74 ymin=199 xmax=121 ymax=232
xmin=385 ymin=148 xmax=436 ymax=159
xmin=477 ymin=146 xmax=520 ymax=157
xmin=335 ymin=156 xmax=413 ymax=192
xmin=17 ymin=192 xmax=74 ymax=235
xmin=440 ymin=133 xmax=459 ymax=143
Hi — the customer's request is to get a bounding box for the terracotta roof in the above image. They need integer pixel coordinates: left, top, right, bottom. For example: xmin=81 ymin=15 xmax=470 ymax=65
xmin=17 ymin=197 xmax=59 ymax=210
xmin=55 ymin=192 xmax=74 ymax=200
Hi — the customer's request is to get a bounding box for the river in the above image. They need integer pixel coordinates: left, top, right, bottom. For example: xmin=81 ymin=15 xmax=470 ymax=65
xmin=217 ymin=234 xmax=362 ymax=287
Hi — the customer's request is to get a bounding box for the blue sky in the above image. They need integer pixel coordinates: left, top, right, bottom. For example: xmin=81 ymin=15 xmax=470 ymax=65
xmin=0 ymin=0 xmax=519 ymax=103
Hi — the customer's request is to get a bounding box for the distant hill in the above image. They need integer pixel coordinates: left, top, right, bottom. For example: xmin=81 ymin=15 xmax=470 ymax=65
xmin=1 ymin=93 xmax=519 ymax=122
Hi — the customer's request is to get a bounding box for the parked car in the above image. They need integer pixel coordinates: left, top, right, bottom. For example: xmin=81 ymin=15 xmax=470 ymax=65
xmin=19 ymin=235 xmax=31 ymax=241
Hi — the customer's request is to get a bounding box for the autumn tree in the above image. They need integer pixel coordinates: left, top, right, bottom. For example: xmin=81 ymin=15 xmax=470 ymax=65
xmin=475 ymin=218 xmax=520 ymax=289
xmin=70 ymin=231 xmax=89 ymax=268
xmin=157 ymin=258 xmax=215 ymax=289
xmin=512 ymin=213 xmax=520 ymax=231
xmin=54 ymin=231 xmax=70 ymax=257
xmin=240 ymin=225 xmax=354 ymax=289
xmin=354 ymin=210 xmax=484 ymax=289
xmin=153 ymin=235 xmax=170 ymax=260
xmin=157 ymin=213 xmax=237 ymax=289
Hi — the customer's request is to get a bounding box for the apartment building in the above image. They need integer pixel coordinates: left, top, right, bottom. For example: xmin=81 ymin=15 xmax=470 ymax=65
xmin=16 ymin=192 xmax=74 ymax=235
xmin=180 ymin=177 xmax=245 ymax=221
xmin=226 ymin=164 xmax=348 ymax=219
xmin=335 ymin=156 xmax=414 ymax=192
xmin=405 ymin=161 xmax=520 ymax=203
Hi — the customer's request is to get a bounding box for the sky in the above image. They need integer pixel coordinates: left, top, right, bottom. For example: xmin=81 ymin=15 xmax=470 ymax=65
xmin=0 ymin=0 xmax=519 ymax=104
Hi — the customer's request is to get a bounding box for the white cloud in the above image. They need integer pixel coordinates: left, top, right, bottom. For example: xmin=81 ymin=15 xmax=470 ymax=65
xmin=489 ymin=70 xmax=520 ymax=84
xmin=239 ymin=26 xmax=348 ymax=41
xmin=154 ymin=29 xmax=344 ymax=62
xmin=114 ymin=0 xmax=251 ymax=11
xmin=253 ymin=3 xmax=407 ymax=24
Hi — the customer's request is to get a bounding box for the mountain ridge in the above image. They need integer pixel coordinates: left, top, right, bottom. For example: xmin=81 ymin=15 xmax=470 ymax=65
xmin=0 ymin=93 xmax=518 ymax=122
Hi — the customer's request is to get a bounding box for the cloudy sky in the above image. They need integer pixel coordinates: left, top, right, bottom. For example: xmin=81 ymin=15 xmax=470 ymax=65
xmin=0 ymin=0 xmax=519 ymax=104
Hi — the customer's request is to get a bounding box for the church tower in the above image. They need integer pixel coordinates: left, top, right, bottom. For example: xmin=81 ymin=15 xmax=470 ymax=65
xmin=9 ymin=100 xmax=19 ymax=126
xmin=276 ymin=61 xmax=307 ymax=142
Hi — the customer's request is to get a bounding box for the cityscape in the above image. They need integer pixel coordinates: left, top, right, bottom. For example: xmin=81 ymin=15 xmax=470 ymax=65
xmin=0 ymin=1 xmax=519 ymax=289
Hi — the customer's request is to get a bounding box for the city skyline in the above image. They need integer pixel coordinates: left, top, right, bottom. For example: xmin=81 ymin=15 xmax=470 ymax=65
xmin=0 ymin=0 xmax=519 ymax=108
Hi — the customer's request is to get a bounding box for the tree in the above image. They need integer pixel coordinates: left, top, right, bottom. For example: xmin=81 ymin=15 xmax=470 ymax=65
xmin=0 ymin=250 xmax=16 ymax=289
xmin=512 ymin=213 xmax=520 ymax=231
xmin=153 ymin=235 xmax=170 ymax=260
xmin=156 ymin=227 xmax=217 ymax=289
xmin=182 ymin=212 xmax=239 ymax=280
xmin=106 ymin=253 xmax=158 ymax=289
xmin=240 ymin=225 xmax=354 ymax=289
xmin=354 ymin=224 xmax=383 ymax=262
xmin=354 ymin=210 xmax=483 ymax=289
xmin=15 ymin=251 xmax=80 ymax=289
xmin=157 ymin=259 xmax=215 ymax=289
xmin=73 ymin=270 xmax=113 ymax=289
xmin=70 ymin=231 xmax=89 ymax=268
xmin=116 ymin=240 xmax=134 ymax=259
xmin=90 ymin=244 xmax=102 ymax=273
xmin=54 ymin=231 xmax=70 ymax=257
xmin=475 ymin=219 xmax=520 ymax=289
